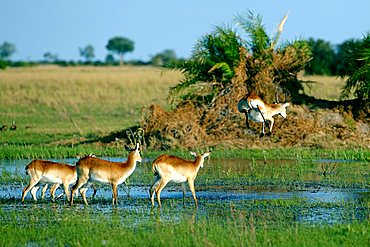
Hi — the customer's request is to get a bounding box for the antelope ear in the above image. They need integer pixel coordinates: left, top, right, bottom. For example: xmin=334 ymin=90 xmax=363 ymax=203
xmin=135 ymin=143 xmax=140 ymax=151
xmin=190 ymin=151 xmax=197 ymax=157
xmin=283 ymin=102 xmax=290 ymax=107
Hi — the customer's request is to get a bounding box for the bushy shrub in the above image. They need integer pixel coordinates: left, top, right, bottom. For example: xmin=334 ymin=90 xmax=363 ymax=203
xmin=338 ymin=33 xmax=370 ymax=101
xmin=165 ymin=12 xmax=311 ymax=106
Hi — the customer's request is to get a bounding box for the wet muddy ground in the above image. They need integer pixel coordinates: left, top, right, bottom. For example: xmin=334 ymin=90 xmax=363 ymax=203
xmin=1 ymin=157 xmax=369 ymax=226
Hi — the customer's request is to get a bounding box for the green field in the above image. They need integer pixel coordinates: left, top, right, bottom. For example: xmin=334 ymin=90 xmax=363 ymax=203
xmin=0 ymin=66 xmax=182 ymax=157
xmin=1 ymin=205 xmax=368 ymax=246
xmin=0 ymin=66 xmax=360 ymax=158
xmin=0 ymin=66 xmax=369 ymax=246
xmin=299 ymin=74 xmax=354 ymax=101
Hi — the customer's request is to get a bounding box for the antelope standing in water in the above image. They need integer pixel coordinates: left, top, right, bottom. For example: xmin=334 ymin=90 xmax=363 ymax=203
xmin=22 ymin=160 xmax=97 ymax=202
xmin=238 ymin=92 xmax=290 ymax=137
xmin=70 ymin=143 xmax=142 ymax=206
xmin=149 ymin=151 xmax=211 ymax=207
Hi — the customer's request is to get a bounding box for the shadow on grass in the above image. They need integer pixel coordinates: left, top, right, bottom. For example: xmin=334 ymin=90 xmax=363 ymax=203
xmin=294 ymin=94 xmax=369 ymax=119
xmin=79 ymin=125 xmax=142 ymax=145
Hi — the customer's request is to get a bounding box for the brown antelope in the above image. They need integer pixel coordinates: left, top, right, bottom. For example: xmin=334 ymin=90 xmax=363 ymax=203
xmin=238 ymin=92 xmax=290 ymax=137
xmin=149 ymin=151 xmax=211 ymax=207
xmin=70 ymin=143 xmax=142 ymax=206
xmin=21 ymin=160 xmax=95 ymax=203
xmin=35 ymin=154 xmax=98 ymax=201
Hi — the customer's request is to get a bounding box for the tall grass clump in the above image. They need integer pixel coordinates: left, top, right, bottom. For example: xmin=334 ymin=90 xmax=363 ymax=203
xmin=337 ymin=33 xmax=370 ymax=118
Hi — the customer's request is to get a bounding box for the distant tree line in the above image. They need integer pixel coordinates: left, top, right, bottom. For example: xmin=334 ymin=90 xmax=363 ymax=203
xmin=305 ymin=37 xmax=364 ymax=76
xmin=305 ymin=36 xmax=369 ymax=101
xmin=0 ymin=36 xmax=179 ymax=68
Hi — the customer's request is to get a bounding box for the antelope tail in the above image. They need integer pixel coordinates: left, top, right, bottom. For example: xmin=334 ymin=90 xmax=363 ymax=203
xmin=24 ymin=160 xmax=35 ymax=175
xmin=152 ymin=163 xmax=158 ymax=176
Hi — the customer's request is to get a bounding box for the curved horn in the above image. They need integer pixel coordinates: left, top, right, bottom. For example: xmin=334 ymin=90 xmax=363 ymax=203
xmin=275 ymin=88 xmax=290 ymax=103
xmin=275 ymin=91 xmax=280 ymax=104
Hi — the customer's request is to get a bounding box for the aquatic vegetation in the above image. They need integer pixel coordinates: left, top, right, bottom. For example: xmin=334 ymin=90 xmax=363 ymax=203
xmin=0 ymin=196 xmax=369 ymax=246
xmin=0 ymin=149 xmax=369 ymax=245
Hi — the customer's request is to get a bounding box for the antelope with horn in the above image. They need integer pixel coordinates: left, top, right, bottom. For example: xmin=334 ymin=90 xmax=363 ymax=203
xmin=70 ymin=143 xmax=142 ymax=206
xmin=149 ymin=151 xmax=211 ymax=207
xmin=238 ymin=92 xmax=290 ymax=137
xmin=21 ymin=159 xmax=97 ymax=203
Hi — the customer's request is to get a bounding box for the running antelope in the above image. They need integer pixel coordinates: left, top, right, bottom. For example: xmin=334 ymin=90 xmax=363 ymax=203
xmin=21 ymin=160 xmax=97 ymax=202
xmin=70 ymin=143 xmax=142 ymax=206
xmin=149 ymin=151 xmax=211 ymax=207
xmin=238 ymin=92 xmax=290 ymax=137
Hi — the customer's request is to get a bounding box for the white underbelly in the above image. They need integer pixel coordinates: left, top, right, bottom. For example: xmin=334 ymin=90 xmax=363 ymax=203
xmin=170 ymin=173 xmax=187 ymax=183
xmin=89 ymin=173 xmax=110 ymax=184
xmin=89 ymin=166 xmax=136 ymax=185
xmin=40 ymin=175 xmax=63 ymax=184
xmin=248 ymin=109 xmax=264 ymax=122
xmin=116 ymin=167 xmax=135 ymax=185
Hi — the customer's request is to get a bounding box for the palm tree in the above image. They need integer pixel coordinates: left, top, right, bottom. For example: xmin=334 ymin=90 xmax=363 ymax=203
xmin=165 ymin=25 xmax=242 ymax=106
xmin=165 ymin=11 xmax=311 ymax=107
xmin=338 ymin=33 xmax=370 ymax=101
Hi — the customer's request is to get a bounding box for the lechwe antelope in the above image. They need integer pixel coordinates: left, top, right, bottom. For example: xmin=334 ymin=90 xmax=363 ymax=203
xmin=21 ymin=160 xmax=97 ymax=203
xmin=238 ymin=92 xmax=290 ymax=137
xmin=149 ymin=151 xmax=211 ymax=207
xmin=70 ymin=143 xmax=142 ymax=206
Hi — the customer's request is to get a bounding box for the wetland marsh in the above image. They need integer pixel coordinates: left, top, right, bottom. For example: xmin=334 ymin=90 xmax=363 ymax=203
xmin=1 ymin=154 xmax=369 ymax=246
xmin=0 ymin=66 xmax=369 ymax=246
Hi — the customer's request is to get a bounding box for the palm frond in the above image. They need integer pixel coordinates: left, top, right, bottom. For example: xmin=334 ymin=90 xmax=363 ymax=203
xmin=234 ymin=11 xmax=271 ymax=57
xmin=271 ymin=13 xmax=289 ymax=49
xmin=208 ymin=62 xmax=234 ymax=81
xmin=340 ymin=32 xmax=370 ymax=99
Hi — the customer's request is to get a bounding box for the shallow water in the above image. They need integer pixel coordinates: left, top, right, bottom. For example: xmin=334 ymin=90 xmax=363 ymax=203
xmin=1 ymin=182 xmax=368 ymax=225
xmin=0 ymin=157 xmax=369 ymax=226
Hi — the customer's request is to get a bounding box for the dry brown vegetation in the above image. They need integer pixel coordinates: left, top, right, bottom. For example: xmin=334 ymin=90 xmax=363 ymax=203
xmin=141 ymin=59 xmax=369 ymax=150
xmin=142 ymin=95 xmax=369 ymax=150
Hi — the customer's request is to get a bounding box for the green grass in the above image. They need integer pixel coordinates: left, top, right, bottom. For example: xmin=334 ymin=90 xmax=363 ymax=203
xmin=0 ymin=144 xmax=122 ymax=159
xmin=0 ymin=144 xmax=368 ymax=161
xmin=1 ymin=202 xmax=368 ymax=246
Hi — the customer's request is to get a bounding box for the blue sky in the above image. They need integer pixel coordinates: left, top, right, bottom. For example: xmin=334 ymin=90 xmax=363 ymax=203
xmin=1 ymin=0 xmax=369 ymax=61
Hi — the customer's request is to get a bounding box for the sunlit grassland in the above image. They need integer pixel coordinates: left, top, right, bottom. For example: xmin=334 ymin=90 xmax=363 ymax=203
xmin=0 ymin=66 xmax=183 ymax=152
xmin=300 ymin=74 xmax=354 ymax=100
xmin=0 ymin=66 xmax=361 ymax=159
